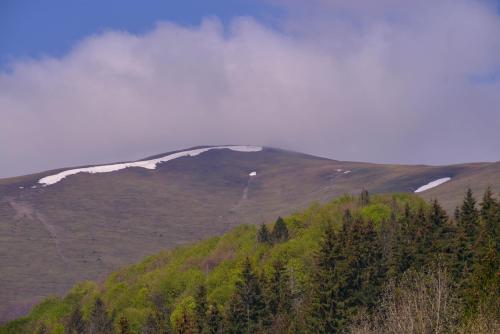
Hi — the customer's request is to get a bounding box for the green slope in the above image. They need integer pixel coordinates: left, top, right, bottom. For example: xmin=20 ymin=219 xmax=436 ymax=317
xmin=2 ymin=188 xmax=498 ymax=333
xmin=1 ymin=193 xmax=426 ymax=333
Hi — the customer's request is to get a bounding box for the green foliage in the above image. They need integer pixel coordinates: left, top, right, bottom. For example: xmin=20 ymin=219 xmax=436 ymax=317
xmin=257 ymin=224 xmax=271 ymax=244
xmin=64 ymin=306 xmax=86 ymax=334
xmin=226 ymin=258 xmax=266 ymax=333
xmin=360 ymin=202 xmax=391 ymax=226
xmin=87 ymin=298 xmax=113 ymax=334
xmin=271 ymin=217 xmax=289 ymax=243
xmin=1 ymin=191 xmax=497 ymax=334
xmin=118 ymin=316 xmax=130 ymax=334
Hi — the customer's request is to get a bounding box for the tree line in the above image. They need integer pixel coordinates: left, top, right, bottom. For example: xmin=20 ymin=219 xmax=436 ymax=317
xmin=59 ymin=188 xmax=498 ymax=333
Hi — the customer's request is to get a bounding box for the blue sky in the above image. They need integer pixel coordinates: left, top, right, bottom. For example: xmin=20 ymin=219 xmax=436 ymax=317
xmin=0 ymin=0 xmax=281 ymax=68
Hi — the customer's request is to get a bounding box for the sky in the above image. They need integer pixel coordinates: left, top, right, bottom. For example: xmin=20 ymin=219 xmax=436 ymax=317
xmin=1 ymin=0 xmax=500 ymax=178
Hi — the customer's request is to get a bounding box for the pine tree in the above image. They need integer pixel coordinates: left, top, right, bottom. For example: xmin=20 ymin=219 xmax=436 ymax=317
xmin=226 ymin=258 xmax=266 ymax=333
xmin=272 ymin=217 xmax=289 ymax=243
xmin=359 ymin=188 xmax=370 ymax=206
xmin=267 ymin=259 xmax=292 ymax=318
xmin=226 ymin=292 xmax=246 ymax=334
xmin=480 ymin=187 xmax=498 ymax=239
xmin=87 ymin=297 xmax=114 ymax=334
xmin=455 ymin=190 xmax=480 ymax=288
xmin=412 ymin=205 xmax=430 ymax=269
xmin=459 ymin=189 xmax=479 ymax=242
xmin=309 ymin=224 xmax=343 ymax=333
xmin=65 ymin=305 xmax=86 ymax=334
xmin=467 ymin=188 xmax=499 ymax=314
xmin=391 ymin=204 xmax=414 ymax=277
xmin=118 ymin=316 xmax=130 ymax=334
xmin=206 ymin=304 xmax=222 ymax=334
xmin=257 ymin=224 xmax=271 ymax=244
xmin=195 ymin=284 xmax=208 ymax=333
xmin=341 ymin=219 xmax=385 ymax=318
xmin=454 ymin=206 xmax=461 ymax=223
xmin=428 ymin=199 xmax=454 ymax=263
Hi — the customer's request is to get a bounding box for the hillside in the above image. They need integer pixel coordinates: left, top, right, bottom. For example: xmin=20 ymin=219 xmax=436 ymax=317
xmin=1 ymin=191 xmax=498 ymax=333
xmin=0 ymin=146 xmax=499 ymax=322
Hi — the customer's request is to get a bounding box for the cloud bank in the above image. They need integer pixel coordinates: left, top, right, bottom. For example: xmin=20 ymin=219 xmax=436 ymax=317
xmin=1 ymin=0 xmax=499 ymax=177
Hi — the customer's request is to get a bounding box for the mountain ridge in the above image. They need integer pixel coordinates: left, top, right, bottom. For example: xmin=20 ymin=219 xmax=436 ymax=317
xmin=0 ymin=145 xmax=499 ymax=322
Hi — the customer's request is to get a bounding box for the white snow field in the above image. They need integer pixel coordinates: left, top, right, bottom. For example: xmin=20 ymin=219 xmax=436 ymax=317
xmin=249 ymin=171 xmax=257 ymax=176
xmin=38 ymin=146 xmax=263 ymax=186
xmin=414 ymin=177 xmax=451 ymax=193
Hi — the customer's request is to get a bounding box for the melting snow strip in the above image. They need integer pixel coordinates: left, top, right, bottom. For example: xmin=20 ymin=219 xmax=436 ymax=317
xmin=414 ymin=177 xmax=451 ymax=193
xmin=38 ymin=146 xmax=262 ymax=186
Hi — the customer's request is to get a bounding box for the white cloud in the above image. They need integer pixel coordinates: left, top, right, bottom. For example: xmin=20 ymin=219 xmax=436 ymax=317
xmin=1 ymin=0 xmax=499 ymax=177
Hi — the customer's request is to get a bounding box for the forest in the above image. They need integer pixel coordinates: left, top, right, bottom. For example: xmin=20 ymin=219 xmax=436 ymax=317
xmin=2 ymin=188 xmax=498 ymax=334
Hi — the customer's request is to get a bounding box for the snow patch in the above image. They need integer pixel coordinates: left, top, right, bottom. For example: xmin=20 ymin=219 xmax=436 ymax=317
xmin=38 ymin=146 xmax=262 ymax=186
xmin=249 ymin=171 xmax=257 ymax=177
xmin=343 ymin=171 xmax=351 ymax=174
xmin=336 ymin=169 xmax=343 ymax=172
xmin=414 ymin=177 xmax=451 ymax=193
xmin=18 ymin=186 xmax=24 ymax=189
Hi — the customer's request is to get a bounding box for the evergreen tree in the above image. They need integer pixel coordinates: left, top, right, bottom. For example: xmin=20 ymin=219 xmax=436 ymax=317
xmin=454 ymin=206 xmax=461 ymax=223
xmin=309 ymin=224 xmax=343 ymax=333
xmin=195 ymin=284 xmax=208 ymax=333
xmin=359 ymin=189 xmax=370 ymax=206
xmin=65 ymin=305 xmax=86 ymax=334
xmin=88 ymin=297 xmax=114 ymax=334
xmin=342 ymin=219 xmax=385 ymax=317
xmin=267 ymin=259 xmax=292 ymax=317
xmin=272 ymin=217 xmax=289 ymax=243
xmin=480 ymin=187 xmax=498 ymax=239
xmin=118 ymin=316 xmax=130 ymax=334
xmin=226 ymin=258 xmax=266 ymax=333
xmin=467 ymin=188 xmax=499 ymax=314
xmin=226 ymin=292 xmax=246 ymax=334
xmin=412 ymin=205 xmax=430 ymax=269
xmin=257 ymin=224 xmax=271 ymax=244
xmin=391 ymin=204 xmax=414 ymax=276
xmin=428 ymin=199 xmax=454 ymax=263
xmin=206 ymin=304 xmax=222 ymax=334
xmin=455 ymin=190 xmax=480 ymax=286
xmin=459 ymin=189 xmax=479 ymax=242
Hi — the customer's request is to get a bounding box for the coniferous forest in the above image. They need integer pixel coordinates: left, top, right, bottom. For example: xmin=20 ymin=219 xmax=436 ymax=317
xmin=2 ymin=189 xmax=498 ymax=334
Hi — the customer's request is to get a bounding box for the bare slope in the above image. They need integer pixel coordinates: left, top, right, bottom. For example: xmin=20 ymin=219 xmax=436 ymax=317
xmin=0 ymin=146 xmax=498 ymax=322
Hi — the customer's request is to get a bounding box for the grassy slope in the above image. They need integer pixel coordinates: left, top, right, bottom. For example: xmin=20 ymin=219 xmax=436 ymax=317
xmin=0 ymin=193 xmax=426 ymax=334
xmin=1 ymin=147 xmax=497 ymax=322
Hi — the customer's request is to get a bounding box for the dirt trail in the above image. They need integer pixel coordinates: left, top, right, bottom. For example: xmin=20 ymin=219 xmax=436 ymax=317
xmin=6 ymin=198 xmax=69 ymax=264
xmin=232 ymin=176 xmax=253 ymax=211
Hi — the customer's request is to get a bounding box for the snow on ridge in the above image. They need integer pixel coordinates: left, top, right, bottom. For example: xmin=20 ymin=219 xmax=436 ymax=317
xmin=38 ymin=146 xmax=262 ymax=186
xmin=414 ymin=177 xmax=451 ymax=193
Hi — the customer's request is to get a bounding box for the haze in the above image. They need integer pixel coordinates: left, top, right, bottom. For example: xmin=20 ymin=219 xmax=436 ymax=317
xmin=1 ymin=0 xmax=499 ymax=178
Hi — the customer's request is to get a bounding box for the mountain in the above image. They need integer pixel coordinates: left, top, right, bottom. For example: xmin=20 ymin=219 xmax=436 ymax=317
xmin=2 ymin=192 xmax=498 ymax=333
xmin=0 ymin=145 xmax=498 ymax=322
